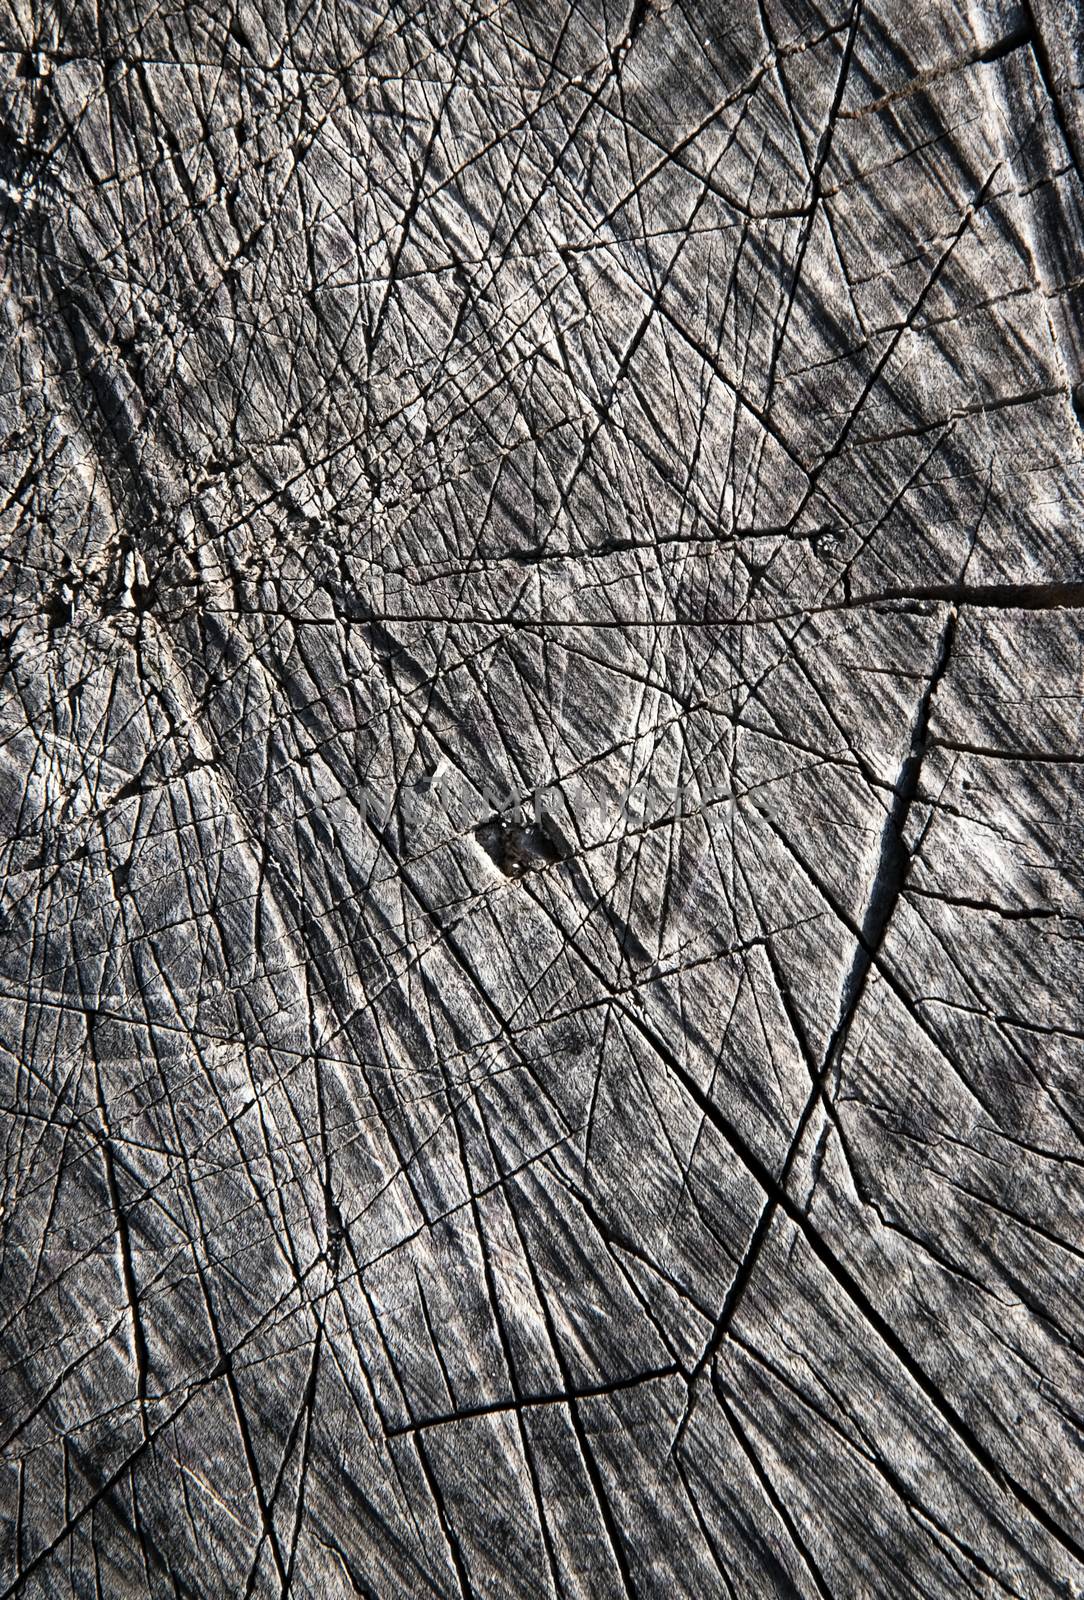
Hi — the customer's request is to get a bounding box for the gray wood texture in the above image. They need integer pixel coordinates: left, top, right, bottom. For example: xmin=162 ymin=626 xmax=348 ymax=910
xmin=1 ymin=0 xmax=1083 ymax=1593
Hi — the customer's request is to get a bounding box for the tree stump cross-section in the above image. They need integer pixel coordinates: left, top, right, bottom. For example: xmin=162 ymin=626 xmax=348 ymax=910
xmin=1 ymin=0 xmax=1083 ymax=1594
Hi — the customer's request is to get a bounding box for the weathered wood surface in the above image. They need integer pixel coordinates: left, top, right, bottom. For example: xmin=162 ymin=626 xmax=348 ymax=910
xmin=1 ymin=0 xmax=1083 ymax=1593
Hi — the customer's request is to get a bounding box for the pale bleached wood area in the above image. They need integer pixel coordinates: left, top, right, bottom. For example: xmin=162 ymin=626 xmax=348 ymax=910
xmin=1 ymin=0 xmax=1083 ymax=1594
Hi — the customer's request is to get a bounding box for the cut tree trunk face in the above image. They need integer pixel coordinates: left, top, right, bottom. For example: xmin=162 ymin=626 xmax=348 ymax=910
xmin=1 ymin=0 xmax=1082 ymax=1595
